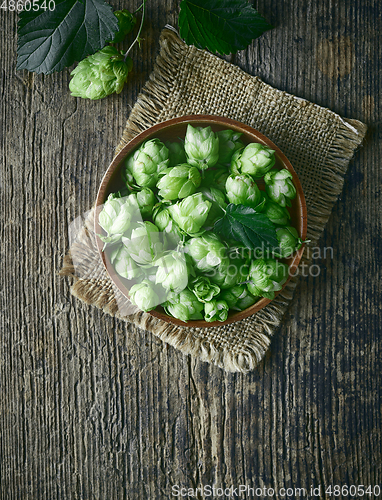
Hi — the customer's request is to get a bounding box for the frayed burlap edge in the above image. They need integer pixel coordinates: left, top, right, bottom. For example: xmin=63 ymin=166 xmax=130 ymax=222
xmin=60 ymin=29 xmax=367 ymax=373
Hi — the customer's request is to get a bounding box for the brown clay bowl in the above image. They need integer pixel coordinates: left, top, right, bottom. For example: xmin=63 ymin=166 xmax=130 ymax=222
xmin=95 ymin=115 xmax=307 ymax=328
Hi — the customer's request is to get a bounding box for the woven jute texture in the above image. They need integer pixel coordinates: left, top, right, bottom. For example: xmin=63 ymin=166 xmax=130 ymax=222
xmin=60 ymin=28 xmax=367 ymax=374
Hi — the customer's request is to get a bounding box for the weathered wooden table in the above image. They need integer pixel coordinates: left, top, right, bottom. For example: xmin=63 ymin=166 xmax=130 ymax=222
xmin=1 ymin=1 xmax=381 ymax=498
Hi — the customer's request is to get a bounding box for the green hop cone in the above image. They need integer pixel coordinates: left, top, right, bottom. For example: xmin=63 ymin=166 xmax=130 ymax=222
xmin=109 ymin=244 xmax=144 ymax=281
xmin=129 ymin=279 xmax=160 ymax=312
xmin=153 ymin=207 xmax=182 ymax=246
xmin=132 ymin=139 xmax=169 ymax=188
xmin=263 ymin=195 xmax=291 ymax=225
xmin=134 ymin=188 xmax=156 ymax=218
xmin=168 ymin=193 xmax=211 ymax=236
xmin=163 ymin=289 xmax=204 ymax=322
xmin=225 ymin=174 xmax=262 ymax=208
xmin=220 ymin=284 xmax=258 ymax=310
xmin=165 ymin=141 xmax=187 ymax=167
xmin=98 ymin=195 xmax=137 ymax=245
xmin=157 ymin=164 xmax=201 ymax=200
xmin=231 ymin=143 xmax=275 ymax=178
xmin=274 ymin=226 xmax=300 ymax=258
xmin=264 ymin=169 xmax=297 ymax=207
xmin=189 ymin=276 xmax=220 ymax=303
xmin=265 ymin=258 xmax=289 ymax=284
xmin=184 ymin=124 xmax=219 ymax=170
xmin=122 ymin=154 xmax=136 ymax=188
xmin=122 ymin=221 xmax=166 ymax=265
xmin=247 ymin=258 xmax=288 ymax=299
xmin=204 ymin=299 xmax=229 ymax=322
xmin=198 ymin=186 xmax=227 ymax=228
xmin=201 ymin=168 xmax=230 ymax=192
xmin=209 ymin=258 xmax=249 ymax=290
xmin=154 ymin=251 xmax=189 ymax=293
xmin=108 ymin=10 xmax=136 ymax=44
xmin=235 ymin=287 xmax=259 ymax=311
xmin=216 ymin=129 xmax=244 ymax=165
xmin=107 ymin=187 xmax=130 ymax=200
xmin=185 ymin=233 xmax=229 ymax=273
xmin=219 ymin=285 xmax=246 ymax=309
xmin=69 ymin=46 xmax=133 ymax=100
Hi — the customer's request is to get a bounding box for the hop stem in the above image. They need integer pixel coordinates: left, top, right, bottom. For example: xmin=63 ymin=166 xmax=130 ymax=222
xmin=133 ymin=2 xmax=144 ymax=14
xmin=124 ymin=0 xmax=146 ymax=61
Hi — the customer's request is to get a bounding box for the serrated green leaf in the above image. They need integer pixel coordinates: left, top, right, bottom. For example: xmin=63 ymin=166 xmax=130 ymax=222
xmin=17 ymin=0 xmax=119 ymax=74
xmin=178 ymin=0 xmax=273 ymax=55
xmin=214 ymin=203 xmax=278 ymax=250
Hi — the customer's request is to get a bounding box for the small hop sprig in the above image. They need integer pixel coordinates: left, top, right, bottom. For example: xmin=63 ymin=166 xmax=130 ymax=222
xmin=69 ymin=4 xmax=146 ymax=100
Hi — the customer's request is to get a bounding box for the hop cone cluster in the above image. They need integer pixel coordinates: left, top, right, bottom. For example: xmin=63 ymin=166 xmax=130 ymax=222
xmin=97 ymin=123 xmax=302 ymax=323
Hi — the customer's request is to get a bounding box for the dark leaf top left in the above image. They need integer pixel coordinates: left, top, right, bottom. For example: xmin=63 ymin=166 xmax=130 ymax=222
xmin=17 ymin=0 xmax=119 ymax=74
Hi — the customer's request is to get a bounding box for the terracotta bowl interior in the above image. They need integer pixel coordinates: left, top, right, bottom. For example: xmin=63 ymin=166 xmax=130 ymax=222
xmin=95 ymin=115 xmax=307 ymax=328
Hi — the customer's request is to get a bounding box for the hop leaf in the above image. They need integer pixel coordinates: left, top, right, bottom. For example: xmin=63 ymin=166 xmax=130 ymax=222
xmin=179 ymin=0 xmax=273 ymax=55
xmin=17 ymin=0 xmax=120 ymax=74
xmin=214 ymin=203 xmax=278 ymax=252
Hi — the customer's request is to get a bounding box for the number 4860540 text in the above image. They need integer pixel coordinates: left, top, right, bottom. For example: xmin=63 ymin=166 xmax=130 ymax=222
xmin=1 ymin=0 xmax=55 ymax=11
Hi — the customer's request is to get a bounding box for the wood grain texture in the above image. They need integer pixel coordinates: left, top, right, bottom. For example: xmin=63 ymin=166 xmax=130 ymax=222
xmin=0 ymin=0 xmax=381 ymax=498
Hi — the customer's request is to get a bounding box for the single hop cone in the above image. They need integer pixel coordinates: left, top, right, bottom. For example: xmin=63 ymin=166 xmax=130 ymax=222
xmin=264 ymin=169 xmax=297 ymax=207
xmin=231 ymin=143 xmax=275 ymax=178
xmin=108 ymin=10 xmax=136 ymax=44
xmin=184 ymin=124 xmax=219 ymax=170
xmin=216 ymin=129 xmax=244 ymax=165
xmin=247 ymin=258 xmax=288 ymax=300
xmin=163 ymin=290 xmax=204 ymax=322
xmin=69 ymin=46 xmax=133 ymax=100
xmin=204 ymin=299 xmax=229 ymax=323
xmin=225 ymin=174 xmax=262 ymax=208
xmin=132 ymin=138 xmax=169 ymax=188
xmin=157 ymin=164 xmax=201 ymax=200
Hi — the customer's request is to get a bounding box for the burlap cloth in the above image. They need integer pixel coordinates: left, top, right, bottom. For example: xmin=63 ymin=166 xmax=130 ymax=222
xmin=60 ymin=28 xmax=367 ymax=374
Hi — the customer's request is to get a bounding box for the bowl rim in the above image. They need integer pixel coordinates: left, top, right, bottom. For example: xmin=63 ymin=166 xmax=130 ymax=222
xmin=95 ymin=114 xmax=308 ymax=328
